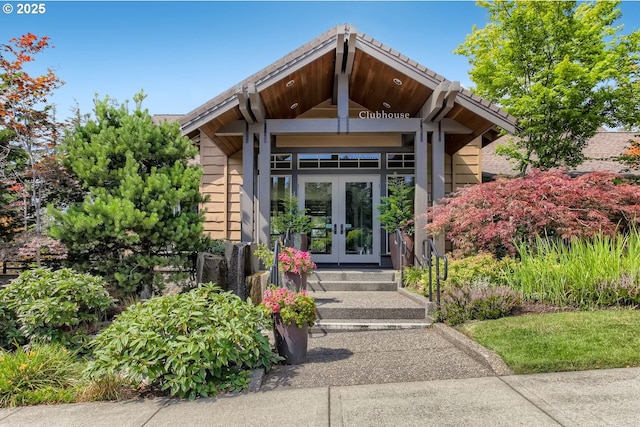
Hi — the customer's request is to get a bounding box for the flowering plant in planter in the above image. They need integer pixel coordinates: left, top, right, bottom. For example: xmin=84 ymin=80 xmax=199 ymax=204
xmin=278 ymin=247 xmax=317 ymax=275
xmin=260 ymin=286 xmax=317 ymax=327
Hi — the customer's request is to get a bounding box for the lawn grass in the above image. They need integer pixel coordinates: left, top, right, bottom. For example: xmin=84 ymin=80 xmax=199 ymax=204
xmin=459 ymin=309 xmax=640 ymax=374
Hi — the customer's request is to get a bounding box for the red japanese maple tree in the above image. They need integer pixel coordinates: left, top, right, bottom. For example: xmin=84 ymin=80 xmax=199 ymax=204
xmin=426 ymin=170 xmax=640 ymax=257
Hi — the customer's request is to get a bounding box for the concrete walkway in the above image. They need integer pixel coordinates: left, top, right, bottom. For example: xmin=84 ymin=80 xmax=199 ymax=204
xmin=1 ymin=326 xmax=640 ymax=426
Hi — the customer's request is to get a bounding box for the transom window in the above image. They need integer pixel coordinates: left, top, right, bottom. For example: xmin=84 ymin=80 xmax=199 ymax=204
xmin=271 ymin=154 xmax=292 ymax=170
xmin=387 ymin=153 xmax=415 ymax=169
xmin=298 ymin=153 xmax=381 ymax=169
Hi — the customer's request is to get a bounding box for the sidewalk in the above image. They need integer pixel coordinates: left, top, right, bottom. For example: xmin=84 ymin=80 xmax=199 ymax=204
xmin=2 ymin=368 xmax=640 ymax=427
xmin=1 ymin=326 xmax=639 ymax=426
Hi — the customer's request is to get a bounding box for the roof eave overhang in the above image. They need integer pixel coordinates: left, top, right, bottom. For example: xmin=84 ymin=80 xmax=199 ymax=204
xmin=180 ymin=34 xmax=338 ymax=135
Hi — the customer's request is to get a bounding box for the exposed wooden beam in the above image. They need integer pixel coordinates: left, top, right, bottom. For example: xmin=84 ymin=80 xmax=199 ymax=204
xmin=267 ymin=118 xmax=422 ymax=134
xmin=334 ymin=27 xmax=346 ymax=76
xmin=440 ymin=118 xmax=472 ymax=134
xmin=337 ymin=73 xmax=349 ymax=133
xmin=420 ymin=81 xmax=449 ymax=122
xmin=432 ymin=81 xmax=460 ymax=123
xmin=344 ymin=29 xmax=357 ymax=75
xmin=216 ymin=120 xmax=245 ymax=136
xmin=247 ymin=83 xmax=266 ymax=123
xmin=236 ymin=86 xmax=254 ymax=124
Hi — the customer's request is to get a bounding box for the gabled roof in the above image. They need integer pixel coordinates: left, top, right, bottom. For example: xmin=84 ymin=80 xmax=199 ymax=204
xmin=180 ymin=24 xmax=517 ymax=156
xmin=482 ymin=132 xmax=639 ymax=179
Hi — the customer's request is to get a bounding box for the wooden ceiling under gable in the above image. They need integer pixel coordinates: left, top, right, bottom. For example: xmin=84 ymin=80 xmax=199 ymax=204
xmin=180 ymin=25 xmax=516 ymax=157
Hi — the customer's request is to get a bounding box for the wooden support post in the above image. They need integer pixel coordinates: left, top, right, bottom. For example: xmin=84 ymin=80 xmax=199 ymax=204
xmin=414 ymin=122 xmax=429 ymax=264
xmin=257 ymin=123 xmax=271 ymax=245
xmin=241 ymin=122 xmax=255 ymax=242
xmin=432 ymin=122 xmax=446 ymax=254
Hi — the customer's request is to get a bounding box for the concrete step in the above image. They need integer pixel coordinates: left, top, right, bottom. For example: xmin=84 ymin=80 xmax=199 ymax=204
xmin=309 ymin=269 xmax=397 ymax=283
xmin=307 ymin=281 xmax=397 ymax=292
xmin=311 ymin=318 xmax=432 ymax=333
xmin=312 ymin=291 xmax=427 ymax=320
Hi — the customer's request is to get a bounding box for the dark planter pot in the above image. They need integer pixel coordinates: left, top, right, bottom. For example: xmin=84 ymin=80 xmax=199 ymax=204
xmin=284 ymin=271 xmax=308 ymax=292
xmin=388 ymin=233 xmax=415 ymax=270
xmin=273 ymin=315 xmax=309 ymax=365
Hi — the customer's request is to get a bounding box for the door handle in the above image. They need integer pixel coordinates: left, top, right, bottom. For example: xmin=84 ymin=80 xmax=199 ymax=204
xmin=340 ymin=224 xmax=344 ymax=235
xmin=333 ymin=224 xmax=337 ymax=235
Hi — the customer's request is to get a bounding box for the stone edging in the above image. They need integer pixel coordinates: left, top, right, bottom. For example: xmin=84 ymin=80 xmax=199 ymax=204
xmin=248 ymin=369 xmax=265 ymax=392
xmin=431 ymin=323 xmax=513 ymax=376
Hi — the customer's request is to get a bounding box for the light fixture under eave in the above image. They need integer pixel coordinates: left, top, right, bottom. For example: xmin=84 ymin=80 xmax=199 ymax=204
xmin=382 ymin=102 xmax=391 ymax=109
xmin=393 ymin=78 xmax=403 ymax=86
xmin=290 ymin=102 xmax=299 ymax=109
xmin=286 ymin=79 xmax=295 ymax=88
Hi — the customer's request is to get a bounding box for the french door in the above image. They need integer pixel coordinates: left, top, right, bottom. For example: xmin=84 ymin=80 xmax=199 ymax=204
xmin=298 ymin=175 xmax=380 ymax=264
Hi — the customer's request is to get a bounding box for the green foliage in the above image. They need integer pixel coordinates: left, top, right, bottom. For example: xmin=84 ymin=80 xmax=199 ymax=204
xmin=0 ymin=303 xmax=23 ymax=349
xmin=509 ymin=231 xmax=640 ymax=308
xmin=438 ymin=279 xmax=521 ymax=326
xmin=447 ymin=253 xmax=514 ymax=288
xmin=0 ymin=343 xmax=83 ymax=407
xmin=260 ymin=286 xmax=317 ymax=327
xmin=254 ymin=243 xmax=275 ymax=270
xmin=206 ymin=239 xmax=226 ymax=256
xmin=271 ymin=193 xmax=312 ymax=234
xmin=377 ymin=175 xmax=415 ymax=235
xmin=0 ymin=268 xmax=115 ymax=349
xmin=460 ymin=310 xmax=640 ymax=374
xmin=85 ymin=284 xmax=279 ymax=399
xmin=456 ymin=0 xmax=640 ymax=175
xmin=402 ymin=254 xmax=513 ymax=295
xmin=50 ymin=92 xmax=210 ymax=296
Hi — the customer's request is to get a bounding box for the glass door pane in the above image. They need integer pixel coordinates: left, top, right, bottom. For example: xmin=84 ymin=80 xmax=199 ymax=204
xmin=304 ymin=180 xmax=335 ymax=259
xmin=340 ymin=177 xmax=379 ymax=263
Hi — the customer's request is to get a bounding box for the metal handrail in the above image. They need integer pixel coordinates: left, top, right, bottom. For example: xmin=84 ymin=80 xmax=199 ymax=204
xmin=394 ymin=229 xmax=409 ymax=284
xmin=422 ymin=238 xmax=448 ymax=307
xmin=269 ymin=228 xmax=291 ymax=288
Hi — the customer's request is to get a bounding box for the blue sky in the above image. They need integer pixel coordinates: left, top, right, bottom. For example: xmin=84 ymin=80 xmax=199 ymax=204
xmin=1 ymin=1 xmax=639 ymax=122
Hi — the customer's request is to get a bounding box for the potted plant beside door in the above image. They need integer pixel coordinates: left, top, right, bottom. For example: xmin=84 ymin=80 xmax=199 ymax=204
xmin=377 ymin=176 xmax=415 ymax=269
xmin=261 ymin=286 xmax=317 ymax=364
xmin=272 ymin=194 xmax=313 ymax=251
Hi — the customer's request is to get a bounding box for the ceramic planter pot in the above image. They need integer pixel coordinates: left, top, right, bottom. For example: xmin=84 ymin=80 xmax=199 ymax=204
xmin=273 ymin=315 xmax=309 ymax=365
xmin=284 ymin=271 xmax=308 ymax=292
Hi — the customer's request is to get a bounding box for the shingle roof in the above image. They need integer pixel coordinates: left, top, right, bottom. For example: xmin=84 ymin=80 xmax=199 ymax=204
xmin=482 ymin=132 xmax=639 ymax=178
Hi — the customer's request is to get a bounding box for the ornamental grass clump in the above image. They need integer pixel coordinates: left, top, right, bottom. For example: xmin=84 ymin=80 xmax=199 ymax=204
xmin=261 ymin=287 xmax=317 ymax=327
xmin=0 ymin=343 xmax=83 ymax=407
xmin=509 ymin=231 xmax=640 ymax=308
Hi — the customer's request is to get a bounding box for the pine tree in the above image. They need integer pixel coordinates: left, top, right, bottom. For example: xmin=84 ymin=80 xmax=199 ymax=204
xmin=50 ymin=93 xmax=209 ymax=296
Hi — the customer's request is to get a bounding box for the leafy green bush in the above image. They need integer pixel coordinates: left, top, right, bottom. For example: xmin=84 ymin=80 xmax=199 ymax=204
xmin=85 ymin=284 xmax=279 ymax=399
xmin=402 ymin=253 xmax=513 ymax=296
xmin=0 ymin=343 xmax=83 ymax=407
xmin=0 ymin=268 xmax=115 ymax=349
xmin=447 ymin=253 xmax=514 ymax=288
xmin=0 ymin=303 xmax=23 ymax=349
xmin=438 ymin=279 xmax=521 ymax=326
